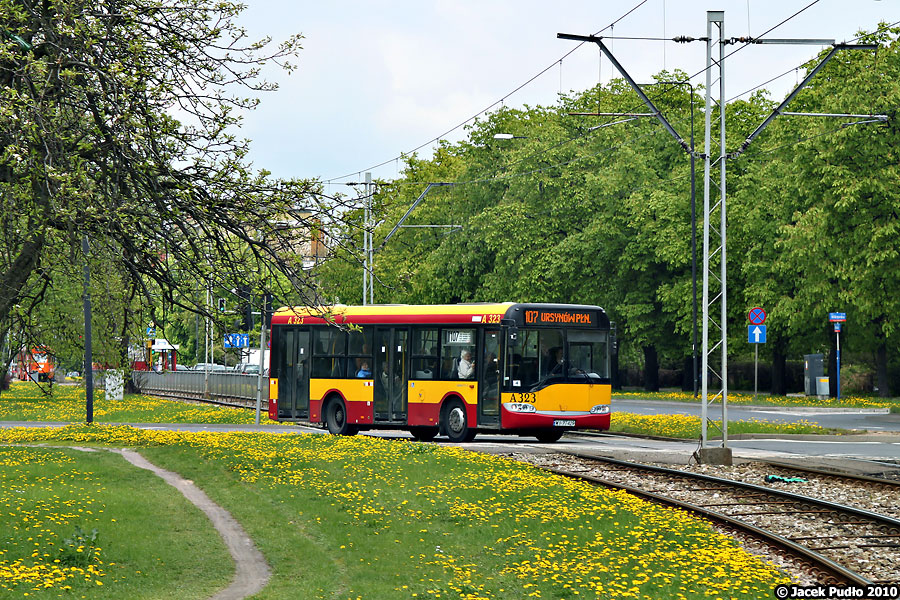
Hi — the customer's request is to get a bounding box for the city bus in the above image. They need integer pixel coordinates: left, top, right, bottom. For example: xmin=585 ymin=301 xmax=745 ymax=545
xmin=16 ymin=347 xmax=55 ymax=382
xmin=267 ymin=303 xmax=612 ymax=442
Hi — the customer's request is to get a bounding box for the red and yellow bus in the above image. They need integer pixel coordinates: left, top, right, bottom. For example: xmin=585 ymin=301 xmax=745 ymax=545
xmin=267 ymin=303 xmax=612 ymax=442
xmin=16 ymin=347 xmax=55 ymax=382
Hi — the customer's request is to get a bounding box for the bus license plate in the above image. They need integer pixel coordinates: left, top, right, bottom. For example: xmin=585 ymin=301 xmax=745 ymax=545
xmin=553 ymin=419 xmax=575 ymax=427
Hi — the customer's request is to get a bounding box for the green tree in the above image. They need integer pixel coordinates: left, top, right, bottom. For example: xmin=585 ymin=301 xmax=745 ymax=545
xmin=740 ymin=26 xmax=900 ymax=396
xmin=0 ymin=1 xmax=362 ymax=378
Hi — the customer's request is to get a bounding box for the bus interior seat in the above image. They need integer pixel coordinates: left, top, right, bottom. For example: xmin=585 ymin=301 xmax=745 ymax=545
xmin=330 ymin=360 xmax=344 ymax=378
xmin=447 ymin=357 xmax=459 ymax=379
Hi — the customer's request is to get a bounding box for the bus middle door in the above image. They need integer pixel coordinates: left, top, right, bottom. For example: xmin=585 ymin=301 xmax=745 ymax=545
xmin=374 ymin=328 xmax=408 ymax=423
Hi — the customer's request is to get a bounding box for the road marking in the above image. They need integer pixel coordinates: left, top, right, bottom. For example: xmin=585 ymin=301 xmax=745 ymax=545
xmin=732 ymin=439 xmax=885 ymax=445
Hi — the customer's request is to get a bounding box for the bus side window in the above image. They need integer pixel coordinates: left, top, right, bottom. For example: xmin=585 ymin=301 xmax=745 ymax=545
xmin=312 ymin=328 xmax=349 ymax=378
xmin=411 ymin=328 xmax=439 ymax=379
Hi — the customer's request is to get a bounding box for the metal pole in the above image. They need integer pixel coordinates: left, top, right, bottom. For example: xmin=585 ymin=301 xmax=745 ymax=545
xmin=754 ymin=344 xmax=758 ymax=400
xmin=836 ymin=329 xmax=841 ymax=400
xmin=82 ymin=236 xmax=93 ymax=424
xmin=362 ymin=180 xmax=368 ymax=305
xmin=254 ymin=319 xmax=267 ymax=425
xmin=700 ymin=14 xmax=715 ymax=449
xmin=366 ymin=172 xmax=374 ymax=305
xmin=690 ymin=86 xmax=698 ymax=399
xmin=205 ymin=285 xmax=210 ymax=397
xmin=719 ymin=13 xmax=729 ymax=447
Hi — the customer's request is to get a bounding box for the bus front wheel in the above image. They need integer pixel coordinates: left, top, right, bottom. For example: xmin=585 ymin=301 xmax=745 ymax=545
xmin=325 ymin=397 xmax=358 ymax=436
xmin=535 ymin=430 xmax=564 ymax=443
xmin=443 ymin=400 xmax=476 ymax=443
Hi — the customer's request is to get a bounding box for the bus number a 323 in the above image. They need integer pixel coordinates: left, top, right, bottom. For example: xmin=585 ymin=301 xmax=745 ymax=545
xmin=509 ymin=392 xmax=536 ymax=403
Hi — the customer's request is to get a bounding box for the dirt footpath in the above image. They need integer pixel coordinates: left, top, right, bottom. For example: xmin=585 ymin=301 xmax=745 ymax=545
xmin=55 ymin=445 xmax=270 ymax=599
xmin=111 ymin=449 xmax=271 ymax=600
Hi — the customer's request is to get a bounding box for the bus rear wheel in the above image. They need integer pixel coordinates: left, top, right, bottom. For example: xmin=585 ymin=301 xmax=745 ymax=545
xmin=409 ymin=426 xmax=438 ymax=442
xmin=535 ymin=430 xmax=564 ymax=443
xmin=325 ymin=397 xmax=357 ymax=436
xmin=443 ymin=400 xmax=476 ymax=443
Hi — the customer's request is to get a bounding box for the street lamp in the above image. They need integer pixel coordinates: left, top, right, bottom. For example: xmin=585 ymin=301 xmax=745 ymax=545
xmin=493 ymin=133 xmax=528 ymax=140
xmin=660 ymin=80 xmax=698 ymax=399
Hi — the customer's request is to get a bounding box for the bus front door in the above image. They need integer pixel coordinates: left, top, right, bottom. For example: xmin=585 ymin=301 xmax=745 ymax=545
xmin=479 ymin=329 xmax=501 ymax=426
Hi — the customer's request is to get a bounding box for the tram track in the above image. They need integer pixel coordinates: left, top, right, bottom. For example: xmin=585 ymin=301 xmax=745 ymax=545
xmin=513 ymin=451 xmax=900 ymax=587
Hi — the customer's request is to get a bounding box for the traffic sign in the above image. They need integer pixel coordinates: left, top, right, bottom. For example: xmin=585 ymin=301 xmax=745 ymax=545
xmin=224 ymin=333 xmax=249 ymax=348
xmin=748 ymin=325 xmax=767 ymax=344
xmin=748 ymin=307 xmax=767 ymax=325
xmin=834 ymin=322 xmax=842 ymax=332
xmin=828 ymin=312 xmax=846 ymax=322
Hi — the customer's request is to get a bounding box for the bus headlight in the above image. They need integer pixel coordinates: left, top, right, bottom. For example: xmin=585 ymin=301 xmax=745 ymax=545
xmin=506 ymin=403 xmax=536 ymax=413
xmin=590 ymin=405 xmax=610 ymax=415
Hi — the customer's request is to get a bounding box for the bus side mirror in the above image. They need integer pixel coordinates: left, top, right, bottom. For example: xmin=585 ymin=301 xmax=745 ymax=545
xmin=507 ymin=327 xmax=520 ymax=347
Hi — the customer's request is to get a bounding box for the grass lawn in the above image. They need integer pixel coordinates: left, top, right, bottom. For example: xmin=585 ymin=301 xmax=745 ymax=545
xmin=0 ymin=381 xmax=259 ymax=424
xmin=614 ymin=389 xmax=900 ymax=412
xmin=608 ymin=411 xmax=840 ymax=438
xmin=0 ymin=443 xmax=231 ymax=598
xmin=0 ymin=425 xmax=791 ymax=599
xmin=0 ymin=380 xmax=866 ymax=440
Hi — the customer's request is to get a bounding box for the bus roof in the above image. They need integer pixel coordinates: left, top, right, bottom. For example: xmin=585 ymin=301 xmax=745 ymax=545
xmin=271 ymin=302 xmax=610 ymax=328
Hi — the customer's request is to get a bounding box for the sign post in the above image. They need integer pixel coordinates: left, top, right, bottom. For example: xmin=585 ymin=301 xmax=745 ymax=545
xmin=748 ymin=308 xmax=767 ymax=400
xmin=828 ymin=312 xmax=846 ymax=399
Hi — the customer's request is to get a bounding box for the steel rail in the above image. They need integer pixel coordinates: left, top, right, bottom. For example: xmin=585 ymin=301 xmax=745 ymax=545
xmin=560 ymin=453 xmax=900 ymax=533
xmin=757 ymin=460 xmax=900 ymax=489
xmin=546 ymin=452 xmax=890 ymax=585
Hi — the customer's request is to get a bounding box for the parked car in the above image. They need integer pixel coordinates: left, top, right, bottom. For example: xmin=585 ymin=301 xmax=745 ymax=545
xmin=192 ymin=363 xmax=227 ymax=371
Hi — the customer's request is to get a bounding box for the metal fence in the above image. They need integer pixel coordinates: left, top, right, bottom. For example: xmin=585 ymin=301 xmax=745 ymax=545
xmin=132 ymin=371 xmax=269 ymax=409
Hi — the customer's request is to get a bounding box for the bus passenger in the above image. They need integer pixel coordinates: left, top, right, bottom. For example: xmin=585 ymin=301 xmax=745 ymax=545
xmin=356 ymin=361 xmax=372 ymax=378
xmin=458 ymin=350 xmax=475 ymax=379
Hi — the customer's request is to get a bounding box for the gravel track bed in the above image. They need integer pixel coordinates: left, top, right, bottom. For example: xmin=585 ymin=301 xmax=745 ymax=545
xmin=508 ymin=452 xmax=900 ymax=585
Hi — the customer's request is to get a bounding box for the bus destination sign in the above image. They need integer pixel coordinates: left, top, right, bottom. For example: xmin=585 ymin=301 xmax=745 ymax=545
xmin=524 ymin=309 xmax=595 ymax=327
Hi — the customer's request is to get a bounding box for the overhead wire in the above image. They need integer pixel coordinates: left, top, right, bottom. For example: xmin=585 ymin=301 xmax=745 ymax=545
xmin=328 ymin=0 xmax=824 ymax=187
xmin=367 ymin=1 xmax=837 ymax=191
xmin=443 ymin=9 xmax=899 ymax=188
xmin=324 ymin=0 xmax=652 ymax=184
xmin=335 ymin=9 xmax=897 ymax=213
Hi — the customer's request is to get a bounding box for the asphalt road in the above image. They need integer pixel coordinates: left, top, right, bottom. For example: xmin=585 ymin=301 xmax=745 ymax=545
xmin=4 ymin=395 xmax=900 ymax=469
xmin=612 ymin=397 xmax=900 ymax=432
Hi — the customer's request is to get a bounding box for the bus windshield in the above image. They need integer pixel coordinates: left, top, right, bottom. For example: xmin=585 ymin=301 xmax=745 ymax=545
xmin=505 ymin=329 xmax=609 ymax=392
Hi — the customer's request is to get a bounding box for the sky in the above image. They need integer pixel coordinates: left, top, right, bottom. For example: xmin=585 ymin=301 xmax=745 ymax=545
xmin=231 ymin=1 xmax=899 ymax=188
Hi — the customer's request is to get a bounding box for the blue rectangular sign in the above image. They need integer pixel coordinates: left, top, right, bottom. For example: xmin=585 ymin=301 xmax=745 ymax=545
xmin=748 ymin=325 xmax=767 ymax=344
xmin=224 ymin=333 xmax=250 ymax=348
xmin=829 ymin=312 xmax=846 ymax=322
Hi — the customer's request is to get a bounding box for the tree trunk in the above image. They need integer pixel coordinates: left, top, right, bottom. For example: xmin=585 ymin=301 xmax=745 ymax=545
xmin=0 ymin=235 xmax=45 ymax=321
xmin=643 ymin=345 xmax=659 ymax=392
xmin=876 ymin=342 xmax=891 ymax=398
xmin=771 ymin=342 xmax=787 ymax=396
xmin=610 ymin=345 xmax=621 ymax=390
xmin=681 ymin=355 xmax=696 ymax=393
